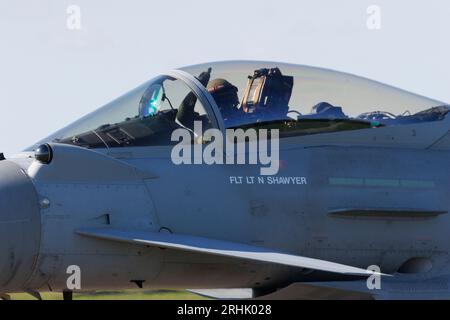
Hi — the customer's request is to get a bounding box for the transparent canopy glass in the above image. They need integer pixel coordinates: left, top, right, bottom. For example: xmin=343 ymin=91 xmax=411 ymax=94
xmin=30 ymin=61 xmax=448 ymax=150
xmin=31 ymin=75 xmax=212 ymax=149
xmin=182 ymin=61 xmax=446 ymax=127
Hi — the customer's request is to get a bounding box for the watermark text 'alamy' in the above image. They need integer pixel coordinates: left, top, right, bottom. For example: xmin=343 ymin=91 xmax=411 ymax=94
xmin=171 ymin=121 xmax=280 ymax=176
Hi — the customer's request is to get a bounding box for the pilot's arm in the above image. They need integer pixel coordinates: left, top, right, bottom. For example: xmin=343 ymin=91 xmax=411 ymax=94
xmin=176 ymin=68 xmax=211 ymax=130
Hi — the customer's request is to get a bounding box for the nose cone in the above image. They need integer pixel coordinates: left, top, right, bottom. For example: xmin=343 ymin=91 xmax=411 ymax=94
xmin=0 ymin=160 xmax=40 ymax=292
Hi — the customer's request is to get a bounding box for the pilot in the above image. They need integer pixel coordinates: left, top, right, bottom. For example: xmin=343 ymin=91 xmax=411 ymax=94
xmin=207 ymin=78 xmax=245 ymax=127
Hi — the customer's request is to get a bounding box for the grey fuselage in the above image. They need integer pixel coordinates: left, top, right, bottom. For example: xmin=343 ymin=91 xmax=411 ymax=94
xmin=1 ymin=115 xmax=450 ymax=295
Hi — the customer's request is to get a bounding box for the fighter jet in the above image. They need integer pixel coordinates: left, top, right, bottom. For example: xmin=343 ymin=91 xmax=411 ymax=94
xmin=1 ymin=61 xmax=449 ymax=300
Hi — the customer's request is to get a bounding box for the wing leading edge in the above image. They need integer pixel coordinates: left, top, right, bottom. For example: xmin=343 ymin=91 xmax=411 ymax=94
xmin=76 ymin=228 xmax=385 ymax=277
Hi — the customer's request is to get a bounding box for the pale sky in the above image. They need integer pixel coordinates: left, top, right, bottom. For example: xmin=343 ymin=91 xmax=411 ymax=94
xmin=0 ymin=0 xmax=449 ymax=155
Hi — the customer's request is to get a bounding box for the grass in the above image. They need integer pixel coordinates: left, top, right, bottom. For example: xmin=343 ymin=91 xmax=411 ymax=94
xmin=9 ymin=290 xmax=208 ymax=300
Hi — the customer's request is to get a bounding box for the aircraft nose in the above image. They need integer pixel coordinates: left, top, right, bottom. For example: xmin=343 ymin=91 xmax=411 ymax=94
xmin=0 ymin=160 xmax=41 ymax=292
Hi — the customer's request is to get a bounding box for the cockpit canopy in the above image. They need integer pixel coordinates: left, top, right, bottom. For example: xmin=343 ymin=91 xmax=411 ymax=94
xmin=32 ymin=61 xmax=448 ymax=150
